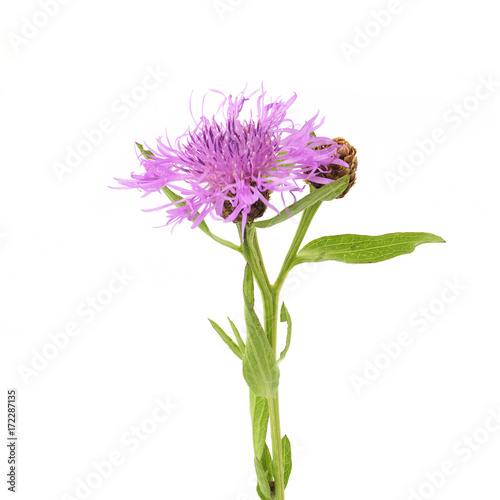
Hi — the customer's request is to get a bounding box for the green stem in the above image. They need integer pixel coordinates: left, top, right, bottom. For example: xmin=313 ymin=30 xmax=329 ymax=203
xmin=241 ymin=203 xmax=322 ymax=500
xmin=240 ymin=226 xmax=274 ymax=304
xmin=274 ymin=202 xmax=321 ymax=290
xmin=266 ymin=292 xmax=284 ymax=500
xmin=241 ymin=226 xmax=285 ymax=500
xmin=268 ymin=392 xmax=284 ymax=500
xmin=198 ymin=222 xmax=242 ymax=252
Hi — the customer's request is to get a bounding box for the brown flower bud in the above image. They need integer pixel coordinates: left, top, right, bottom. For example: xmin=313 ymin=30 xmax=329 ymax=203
xmin=311 ymin=137 xmax=358 ymax=198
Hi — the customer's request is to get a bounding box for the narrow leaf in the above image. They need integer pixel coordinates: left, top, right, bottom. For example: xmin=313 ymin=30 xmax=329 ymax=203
xmin=228 ymin=317 xmax=245 ymax=353
xmin=208 ymin=319 xmax=242 ymax=360
xmin=243 ymin=264 xmax=255 ymax=307
xmin=137 ymin=143 xmax=233 ymax=243
xmin=296 ymin=232 xmax=445 ymax=265
xmin=256 ymin=485 xmax=271 ymax=500
xmin=161 ymin=183 xmax=231 ymax=247
xmin=277 ymin=303 xmax=292 ymax=364
xmin=261 ymin=443 xmax=273 ymax=482
xmin=282 ymin=435 xmax=292 ymax=489
xmin=254 ymin=458 xmax=272 ymax=500
xmin=250 ymin=391 xmax=270 ymax=460
xmin=136 ymin=141 xmax=155 ymax=159
xmin=136 ymin=144 xmax=182 ymax=207
xmin=253 ymin=176 xmax=349 ymax=229
xmin=137 ymin=143 xmax=238 ymax=252
xmin=243 ymin=298 xmax=280 ymax=398
xmin=137 ymin=144 xmax=187 ymax=212
xmin=243 ymin=265 xmax=279 ymax=398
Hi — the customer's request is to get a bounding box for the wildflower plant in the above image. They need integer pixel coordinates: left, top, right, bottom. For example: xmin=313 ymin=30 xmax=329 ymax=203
xmin=116 ymin=86 xmax=444 ymax=500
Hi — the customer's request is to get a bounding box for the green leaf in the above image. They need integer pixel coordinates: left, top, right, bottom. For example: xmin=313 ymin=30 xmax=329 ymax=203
xmin=137 ymin=142 xmax=225 ymax=235
xmin=256 ymin=486 xmax=271 ymax=500
xmin=256 ymin=485 xmax=271 ymax=500
xmin=137 ymin=144 xmax=184 ymax=208
xmin=136 ymin=142 xmax=155 ymax=159
xmin=243 ymin=299 xmax=280 ymax=398
xmin=243 ymin=264 xmax=255 ymax=307
xmin=282 ymin=435 xmax=292 ymax=489
xmin=161 ymin=185 xmax=182 ymax=204
xmin=161 ymin=184 xmax=223 ymax=245
xmin=242 ymin=266 xmax=280 ymax=398
xmin=253 ymin=175 xmax=349 ymax=229
xmin=228 ymin=317 xmax=245 ymax=353
xmin=136 ymin=143 xmax=239 ymax=252
xmin=208 ymin=319 xmax=242 ymax=360
xmin=250 ymin=391 xmax=270 ymax=460
xmin=295 ymin=232 xmax=445 ymax=265
xmin=261 ymin=443 xmax=273 ymax=482
xmin=254 ymin=457 xmax=272 ymax=500
xmin=277 ymin=303 xmax=292 ymax=364
xmin=137 ymin=143 xmax=186 ymax=211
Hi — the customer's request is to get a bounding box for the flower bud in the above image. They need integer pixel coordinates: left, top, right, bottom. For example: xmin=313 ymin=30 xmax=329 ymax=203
xmin=312 ymin=137 xmax=357 ymax=198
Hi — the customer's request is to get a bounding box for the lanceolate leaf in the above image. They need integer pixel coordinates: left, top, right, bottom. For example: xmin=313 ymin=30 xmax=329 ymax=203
xmin=252 ymin=175 xmax=349 ymax=229
xmin=282 ymin=435 xmax=292 ymax=489
xmin=250 ymin=391 xmax=270 ymax=460
xmin=256 ymin=485 xmax=271 ymax=500
xmin=243 ymin=265 xmax=280 ymax=398
xmin=136 ymin=144 xmax=239 ymax=251
xmin=228 ymin=317 xmax=245 ymax=353
xmin=261 ymin=443 xmax=274 ymax=482
xmin=137 ymin=144 xmax=188 ymax=213
xmin=208 ymin=319 xmax=242 ymax=360
xmin=242 ymin=296 xmax=280 ymax=398
xmin=136 ymin=142 xmax=155 ymax=159
xmin=161 ymin=181 xmax=213 ymax=236
xmin=277 ymin=303 xmax=292 ymax=364
xmin=254 ymin=458 xmax=272 ymax=500
xmin=162 ymin=180 xmax=237 ymax=249
xmin=295 ymin=232 xmax=445 ymax=265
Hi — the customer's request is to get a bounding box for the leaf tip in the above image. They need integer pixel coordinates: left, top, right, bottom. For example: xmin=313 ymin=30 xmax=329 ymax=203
xmin=428 ymin=233 xmax=446 ymax=244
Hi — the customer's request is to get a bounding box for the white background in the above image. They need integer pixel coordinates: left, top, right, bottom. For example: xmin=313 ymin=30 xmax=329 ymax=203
xmin=1 ymin=1 xmax=500 ymax=499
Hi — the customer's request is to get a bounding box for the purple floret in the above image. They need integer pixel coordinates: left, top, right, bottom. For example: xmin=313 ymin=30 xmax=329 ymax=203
xmin=115 ymin=85 xmax=347 ymax=230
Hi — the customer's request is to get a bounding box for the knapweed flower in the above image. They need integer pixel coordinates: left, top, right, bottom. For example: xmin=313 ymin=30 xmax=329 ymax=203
xmin=115 ymin=86 xmax=348 ymax=230
xmin=114 ymin=86 xmax=444 ymax=500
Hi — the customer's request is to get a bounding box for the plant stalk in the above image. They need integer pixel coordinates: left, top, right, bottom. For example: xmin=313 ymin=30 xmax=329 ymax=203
xmin=268 ymin=391 xmax=284 ymax=500
xmin=274 ymin=202 xmax=321 ymax=290
xmin=263 ymin=287 xmax=284 ymax=500
xmin=241 ymin=206 xmax=321 ymax=499
xmin=242 ymin=226 xmax=285 ymax=500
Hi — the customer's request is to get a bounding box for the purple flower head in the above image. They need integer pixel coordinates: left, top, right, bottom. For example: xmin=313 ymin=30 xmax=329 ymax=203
xmin=115 ymin=86 xmax=347 ymax=231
